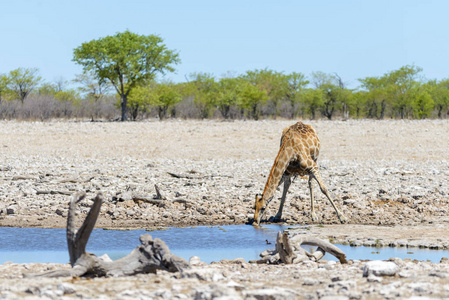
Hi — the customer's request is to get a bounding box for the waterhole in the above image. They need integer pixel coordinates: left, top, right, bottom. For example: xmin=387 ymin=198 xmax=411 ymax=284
xmin=0 ymin=225 xmax=448 ymax=264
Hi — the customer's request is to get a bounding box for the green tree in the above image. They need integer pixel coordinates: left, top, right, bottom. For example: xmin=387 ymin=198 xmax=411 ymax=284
xmin=332 ymin=73 xmax=354 ymax=120
xmin=427 ymin=79 xmax=449 ymax=118
xmin=237 ymin=81 xmax=269 ymax=120
xmin=358 ymin=76 xmax=390 ymax=119
xmin=128 ymin=81 xmax=181 ymax=120
xmin=0 ymin=74 xmax=11 ymax=102
xmin=38 ymin=82 xmax=58 ymax=96
xmin=127 ymin=84 xmax=152 ymax=120
xmin=54 ymin=89 xmax=80 ymax=103
xmin=351 ymin=90 xmax=368 ymax=118
xmin=7 ymin=68 xmax=42 ymax=103
xmin=55 ymin=89 xmax=81 ymax=117
xmin=184 ymin=73 xmax=218 ymax=119
xmin=412 ymin=88 xmax=434 ymax=119
xmin=301 ymin=88 xmax=324 ymax=119
xmin=216 ymin=77 xmax=241 ymax=119
xmin=151 ymin=82 xmax=182 ymax=120
xmin=310 ymin=72 xmax=339 ymax=119
xmin=73 ymin=30 xmax=180 ymax=121
xmin=73 ymin=72 xmax=112 ymax=101
xmin=241 ymin=69 xmax=286 ymax=116
xmin=386 ymin=65 xmax=423 ymax=119
xmin=284 ymin=72 xmax=308 ymax=118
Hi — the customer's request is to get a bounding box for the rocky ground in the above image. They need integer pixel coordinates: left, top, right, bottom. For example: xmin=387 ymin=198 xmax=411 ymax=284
xmin=1 ymin=119 xmax=449 ymax=299
xmin=0 ymin=257 xmax=448 ymax=299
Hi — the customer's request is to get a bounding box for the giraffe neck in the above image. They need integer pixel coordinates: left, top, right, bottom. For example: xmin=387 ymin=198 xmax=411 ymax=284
xmin=262 ymin=142 xmax=293 ymax=204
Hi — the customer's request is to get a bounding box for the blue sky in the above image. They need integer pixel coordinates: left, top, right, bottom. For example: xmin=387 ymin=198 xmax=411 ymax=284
xmin=1 ymin=0 xmax=448 ymax=88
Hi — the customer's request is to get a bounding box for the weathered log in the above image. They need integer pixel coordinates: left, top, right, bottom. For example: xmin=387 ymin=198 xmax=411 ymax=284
xmin=276 ymin=231 xmax=296 ymax=264
xmin=25 ymin=192 xmax=190 ymax=278
xmin=290 ymin=235 xmax=348 ymax=264
xmin=250 ymin=231 xmax=347 ymax=264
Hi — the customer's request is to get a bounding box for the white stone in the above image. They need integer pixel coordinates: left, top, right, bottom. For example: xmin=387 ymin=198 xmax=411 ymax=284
xmin=363 ymin=261 xmax=399 ymax=277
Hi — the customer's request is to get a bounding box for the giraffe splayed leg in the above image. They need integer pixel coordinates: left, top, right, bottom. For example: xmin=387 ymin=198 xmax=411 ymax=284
xmin=253 ymin=122 xmax=346 ymax=226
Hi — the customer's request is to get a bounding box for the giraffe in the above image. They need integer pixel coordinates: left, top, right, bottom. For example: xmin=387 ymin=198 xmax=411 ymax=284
xmin=253 ymin=121 xmax=346 ymax=226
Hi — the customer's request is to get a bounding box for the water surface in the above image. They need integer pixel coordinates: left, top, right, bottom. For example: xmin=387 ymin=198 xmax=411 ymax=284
xmin=0 ymin=225 xmax=293 ymax=264
xmin=0 ymin=225 xmax=448 ymax=264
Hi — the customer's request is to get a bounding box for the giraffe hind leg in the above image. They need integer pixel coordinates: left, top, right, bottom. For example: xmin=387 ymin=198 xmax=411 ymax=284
xmin=308 ymin=175 xmax=319 ymax=222
xmin=310 ymin=167 xmax=347 ymax=224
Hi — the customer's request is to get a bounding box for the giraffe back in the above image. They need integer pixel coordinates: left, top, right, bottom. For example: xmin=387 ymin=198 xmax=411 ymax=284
xmin=281 ymin=122 xmax=320 ymax=162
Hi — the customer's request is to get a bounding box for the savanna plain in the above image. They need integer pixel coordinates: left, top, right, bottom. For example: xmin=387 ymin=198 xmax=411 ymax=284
xmin=1 ymin=119 xmax=449 ymax=299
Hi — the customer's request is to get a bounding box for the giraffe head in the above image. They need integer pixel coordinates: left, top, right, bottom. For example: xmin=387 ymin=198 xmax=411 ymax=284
xmin=253 ymin=194 xmax=265 ymax=226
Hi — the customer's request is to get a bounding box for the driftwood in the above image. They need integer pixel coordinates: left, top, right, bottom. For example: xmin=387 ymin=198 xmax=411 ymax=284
xmin=25 ymin=192 xmax=190 ymax=278
xmin=251 ymin=231 xmax=347 ymax=264
xmin=132 ymin=185 xmax=191 ymax=208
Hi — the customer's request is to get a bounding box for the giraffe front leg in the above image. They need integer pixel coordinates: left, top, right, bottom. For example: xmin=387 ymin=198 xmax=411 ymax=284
xmin=274 ymin=176 xmax=291 ymax=222
xmin=308 ymin=175 xmax=319 ymax=222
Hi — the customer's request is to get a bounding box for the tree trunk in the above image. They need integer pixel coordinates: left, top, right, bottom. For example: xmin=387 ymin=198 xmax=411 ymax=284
xmin=219 ymin=105 xmax=230 ymax=119
xmin=158 ymin=106 xmax=168 ymax=120
xmin=437 ymin=104 xmax=443 ymax=118
xmin=121 ymin=94 xmax=128 ymax=121
xmin=379 ymin=99 xmax=386 ymax=119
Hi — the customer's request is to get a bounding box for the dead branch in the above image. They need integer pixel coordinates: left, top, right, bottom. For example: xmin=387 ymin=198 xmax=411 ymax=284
xmin=25 ymin=192 xmax=190 ymax=278
xmin=12 ymin=175 xmax=38 ymax=181
xmin=167 ymin=172 xmax=202 ymax=179
xmin=131 ymin=185 xmax=192 ymax=208
xmin=251 ymin=231 xmax=347 ymax=265
xmin=132 ymin=195 xmax=167 ymax=207
xmin=154 ymin=184 xmax=166 ymax=200
xmin=167 ymin=172 xmax=232 ymax=179
xmin=36 ymin=190 xmax=72 ymax=196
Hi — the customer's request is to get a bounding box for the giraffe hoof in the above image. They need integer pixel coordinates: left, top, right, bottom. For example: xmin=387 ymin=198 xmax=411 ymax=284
xmin=338 ymin=215 xmax=348 ymax=224
xmin=311 ymin=213 xmax=319 ymax=222
xmin=273 ymin=214 xmax=282 ymax=222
